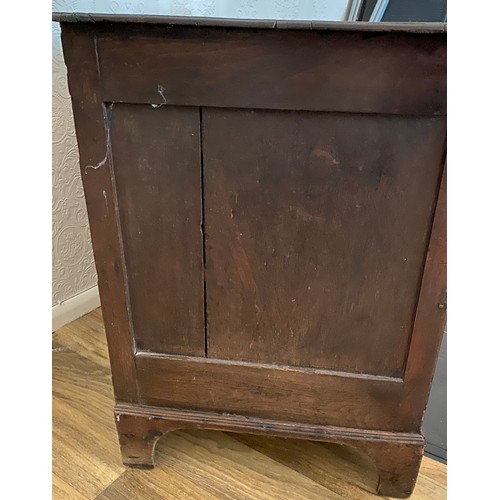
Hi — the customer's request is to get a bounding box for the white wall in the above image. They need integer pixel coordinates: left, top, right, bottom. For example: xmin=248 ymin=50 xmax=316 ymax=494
xmin=52 ymin=21 xmax=98 ymax=329
xmin=53 ymin=1 xmax=351 ymax=21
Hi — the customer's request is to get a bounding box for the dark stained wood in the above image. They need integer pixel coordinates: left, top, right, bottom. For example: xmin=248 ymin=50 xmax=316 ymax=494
xmin=115 ymin=403 xmax=425 ymax=498
xmin=53 ymin=12 xmax=446 ymax=33
xmin=401 ymin=164 xmax=447 ymax=428
xmin=96 ymin=25 xmax=446 ymax=116
xmin=110 ymin=104 xmax=205 ymax=355
xmin=58 ymin=16 xmax=447 ymax=498
xmin=60 ymin=24 xmax=138 ymax=403
xmin=363 ymin=442 xmax=424 ymax=497
xmin=203 ymin=108 xmax=446 ymax=376
xmin=135 ymin=352 xmax=407 ymax=431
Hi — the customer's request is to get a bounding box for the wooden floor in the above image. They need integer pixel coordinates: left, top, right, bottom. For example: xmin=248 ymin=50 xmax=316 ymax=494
xmin=53 ymin=308 xmax=446 ymax=499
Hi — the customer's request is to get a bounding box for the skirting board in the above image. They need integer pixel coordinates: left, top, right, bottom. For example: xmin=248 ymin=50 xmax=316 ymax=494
xmin=52 ymin=285 xmax=100 ymax=331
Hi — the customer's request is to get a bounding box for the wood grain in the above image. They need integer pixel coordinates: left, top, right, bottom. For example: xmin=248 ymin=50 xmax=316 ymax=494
xmin=53 ymin=13 xmax=446 ymax=34
xmin=60 ymin=24 xmax=138 ymax=402
xmin=203 ymin=108 xmax=446 ymax=376
xmin=53 ymin=474 xmax=88 ymax=500
xmin=402 ymin=166 xmax=447 ymax=428
xmin=53 ymin=308 xmax=109 ymax=369
xmin=232 ymin=434 xmax=443 ymax=499
xmin=232 ymin=434 xmax=380 ymax=499
xmin=97 ymin=449 xmax=220 ymax=500
xmin=114 ymin=403 xmax=425 ymax=497
xmin=152 ymin=430 xmax=342 ymax=499
xmin=135 ymin=353 xmax=406 ymax=431
xmin=53 ymin=309 xmax=446 ymax=499
xmin=58 ymin=18 xmax=447 ymax=498
xmin=52 ymin=341 xmax=124 ymax=497
xmin=96 ymin=25 xmax=446 ymax=115
xmin=110 ymin=104 xmax=205 ymax=355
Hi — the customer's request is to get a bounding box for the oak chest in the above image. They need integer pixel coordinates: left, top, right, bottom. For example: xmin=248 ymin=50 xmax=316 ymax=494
xmin=56 ymin=13 xmax=446 ymax=498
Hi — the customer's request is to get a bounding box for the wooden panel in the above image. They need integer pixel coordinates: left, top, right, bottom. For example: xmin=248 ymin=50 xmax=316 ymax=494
xmin=135 ymin=354 xmax=408 ymax=431
xmin=401 ymin=166 xmax=447 ymax=429
xmin=60 ymin=24 xmax=138 ymax=402
xmin=96 ymin=25 xmax=446 ymax=115
xmin=110 ymin=104 xmax=204 ymax=355
xmin=203 ymin=108 xmax=446 ymax=377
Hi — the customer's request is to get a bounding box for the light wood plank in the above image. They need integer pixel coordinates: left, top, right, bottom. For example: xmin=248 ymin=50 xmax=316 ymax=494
xmin=52 ymin=474 xmax=88 ymax=500
xmin=232 ymin=434 xmax=378 ymax=499
xmin=419 ymin=456 xmax=447 ymax=486
xmin=96 ymin=462 xmax=220 ymax=500
xmin=52 ymin=344 xmax=124 ymax=498
xmin=232 ymin=434 xmax=446 ymax=499
xmin=409 ymin=465 xmax=446 ymax=500
xmin=53 ymin=309 xmax=110 ymax=369
xmin=151 ymin=429 xmax=342 ymax=499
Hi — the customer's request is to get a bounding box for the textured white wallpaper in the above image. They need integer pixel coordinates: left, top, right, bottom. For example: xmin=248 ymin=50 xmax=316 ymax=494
xmin=51 ymin=0 xmax=349 ymax=306
xmin=53 ymin=1 xmax=350 ymax=20
xmin=52 ymin=21 xmax=97 ymax=306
